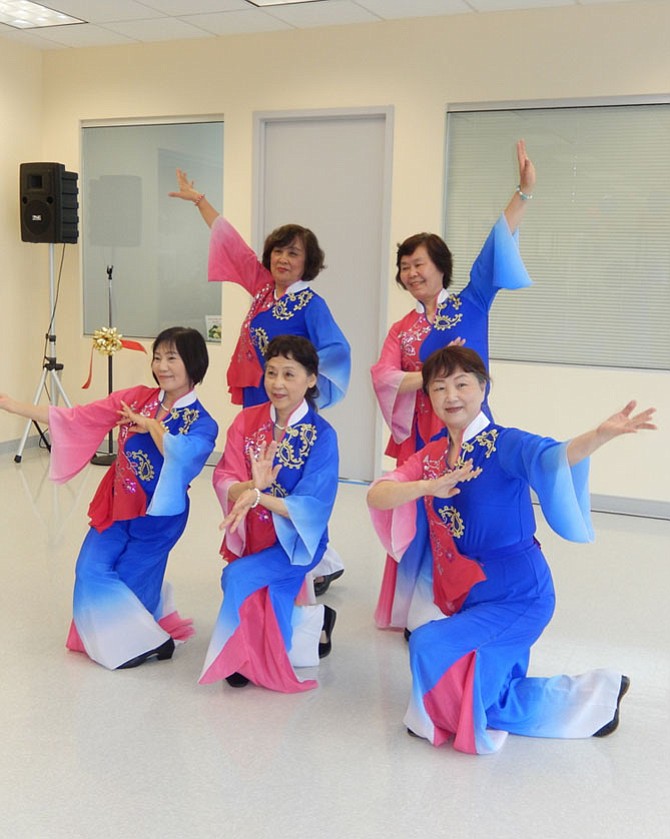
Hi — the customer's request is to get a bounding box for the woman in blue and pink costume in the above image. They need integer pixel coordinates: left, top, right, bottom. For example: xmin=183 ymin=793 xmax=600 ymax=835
xmin=200 ymin=335 xmax=339 ymax=693
xmin=371 ymin=140 xmax=535 ymax=631
xmin=1 ymin=327 xmax=218 ymax=670
xmin=169 ymin=170 xmax=350 ymax=410
xmin=170 ymin=171 xmax=350 ymax=594
xmin=367 ymin=345 xmax=655 ymax=754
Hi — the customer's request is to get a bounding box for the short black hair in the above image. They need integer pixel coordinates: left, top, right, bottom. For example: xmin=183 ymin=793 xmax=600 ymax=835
xmin=264 ymin=334 xmax=320 ymax=407
xmin=422 ymin=345 xmax=490 ymax=393
xmin=395 ymin=232 xmax=453 ymax=290
xmin=262 ymin=224 xmax=325 ymax=282
xmin=152 ymin=327 xmax=209 ymax=386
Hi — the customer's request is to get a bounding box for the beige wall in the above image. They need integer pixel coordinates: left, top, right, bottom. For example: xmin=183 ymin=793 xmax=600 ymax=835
xmin=0 ymin=41 xmax=49 ymax=444
xmin=1 ymin=1 xmax=669 ymax=504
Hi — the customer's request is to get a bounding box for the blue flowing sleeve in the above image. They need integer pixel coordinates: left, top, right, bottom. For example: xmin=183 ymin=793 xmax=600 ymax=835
xmin=147 ymin=406 xmax=218 ymax=517
xmin=304 ymin=294 xmax=351 ymax=409
xmin=467 ymin=214 xmax=533 ymax=310
xmin=275 ymin=421 xmax=339 ymax=566
xmin=498 ymin=428 xmax=594 ymax=543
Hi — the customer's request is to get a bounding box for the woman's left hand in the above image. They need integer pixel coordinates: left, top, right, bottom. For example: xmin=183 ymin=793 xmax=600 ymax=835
xmin=596 ymin=400 xmax=657 ymax=443
xmin=250 ymin=440 xmax=281 ymax=491
xmin=567 ymin=399 xmax=657 ymax=465
xmin=517 ymin=139 xmax=536 ymax=195
xmin=221 ymin=442 xmax=281 ymax=534
xmin=117 ymin=401 xmax=152 ymax=433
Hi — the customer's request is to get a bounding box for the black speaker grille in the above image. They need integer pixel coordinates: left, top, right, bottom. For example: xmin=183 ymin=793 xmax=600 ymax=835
xmin=19 ymin=162 xmax=79 ymax=244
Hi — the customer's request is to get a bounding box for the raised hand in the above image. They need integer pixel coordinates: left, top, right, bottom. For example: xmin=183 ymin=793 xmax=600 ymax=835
xmin=168 ymin=168 xmax=200 ymax=202
xmin=250 ymin=440 xmax=281 ymax=491
xmin=517 ymin=138 xmax=536 ymax=195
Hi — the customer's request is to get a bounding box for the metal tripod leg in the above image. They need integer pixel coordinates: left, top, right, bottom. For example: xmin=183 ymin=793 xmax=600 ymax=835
xmin=14 ymin=364 xmax=72 ymax=463
xmin=14 ymin=368 xmax=49 ymax=463
xmin=14 ymin=243 xmax=73 ymax=464
xmin=50 ymin=366 xmax=72 ymax=408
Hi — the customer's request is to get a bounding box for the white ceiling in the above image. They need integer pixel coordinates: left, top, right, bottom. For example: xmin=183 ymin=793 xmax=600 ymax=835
xmin=0 ymin=0 xmax=648 ymax=50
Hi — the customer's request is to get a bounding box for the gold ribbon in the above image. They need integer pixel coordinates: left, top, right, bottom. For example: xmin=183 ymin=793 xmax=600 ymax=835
xmin=82 ymin=327 xmax=147 ymax=389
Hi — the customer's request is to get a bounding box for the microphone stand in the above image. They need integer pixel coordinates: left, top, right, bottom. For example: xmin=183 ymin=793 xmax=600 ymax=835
xmin=91 ymin=264 xmax=116 ymax=466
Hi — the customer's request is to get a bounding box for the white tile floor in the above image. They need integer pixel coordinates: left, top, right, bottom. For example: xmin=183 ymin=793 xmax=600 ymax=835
xmin=1 ymin=446 xmax=669 ymax=839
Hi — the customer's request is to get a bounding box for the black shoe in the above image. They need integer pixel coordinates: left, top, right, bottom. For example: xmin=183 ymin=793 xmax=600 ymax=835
xmin=593 ymin=675 xmax=630 ymax=737
xmin=314 ymin=569 xmax=344 ymax=597
xmin=117 ymin=637 xmax=175 ymax=670
xmin=318 ymin=605 xmax=337 ymax=659
xmin=225 ymin=672 xmax=250 ymax=688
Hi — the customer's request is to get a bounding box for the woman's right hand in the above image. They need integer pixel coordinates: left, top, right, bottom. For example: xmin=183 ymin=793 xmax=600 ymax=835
xmin=429 ymin=459 xmax=482 ymax=499
xmin=221 ymin=490 xmax=256 ymax=534
xmin=0 ymin=393 xmax=15 ymax=413
xmin=0 ymin=393 xmax=49 ymax=424
xmin=168 ymin=168 xmax=201 ymax=202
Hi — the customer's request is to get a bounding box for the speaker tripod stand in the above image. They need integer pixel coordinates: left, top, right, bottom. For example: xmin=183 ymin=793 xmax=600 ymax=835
xmin=15 ymin=243 xmax=72 ymax=463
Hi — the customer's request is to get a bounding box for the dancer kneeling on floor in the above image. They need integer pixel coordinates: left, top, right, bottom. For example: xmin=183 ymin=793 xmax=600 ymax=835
xmin=367 ymin=345 xmax=656 ymax=754
xmin=0 ymin=327 xmax=217 ymax=670
xmin=200 ymin=335 xmax=339 ymax=692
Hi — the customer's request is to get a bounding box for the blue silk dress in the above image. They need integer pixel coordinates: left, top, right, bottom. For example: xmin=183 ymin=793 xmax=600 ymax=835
xmin=370 ymin=412 xmax=623 ymax=754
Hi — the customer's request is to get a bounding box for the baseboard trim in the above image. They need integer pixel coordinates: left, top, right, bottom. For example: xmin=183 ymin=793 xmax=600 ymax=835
xmin=588 ymin=494 xmax=670 ymax=521
xmin=530 ymin=490 xmax=668 ymax=521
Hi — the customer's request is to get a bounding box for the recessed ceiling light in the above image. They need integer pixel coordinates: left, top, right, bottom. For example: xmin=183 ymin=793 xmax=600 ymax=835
xmin=0 ymin=1 xmax=84 ymax=29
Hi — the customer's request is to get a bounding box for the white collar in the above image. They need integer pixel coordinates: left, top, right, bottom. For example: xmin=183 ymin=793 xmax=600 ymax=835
xmin=459 ymin=411 xmax=491 ymax=443
xmin=414 ymin=287 xmax=449 ymax=314
xmin=274 ymin=280 xmax=310 ymax=299
xmin=158 ymin=389 xmax=197 ymax=409
xmin=270 ymin=399 xmax=309 ymax=427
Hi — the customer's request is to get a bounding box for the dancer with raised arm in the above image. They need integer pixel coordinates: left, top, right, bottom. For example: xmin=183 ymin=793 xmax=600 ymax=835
xmin=368 ymin=345 xmax=655 ymax=754
xmin=372 ymin=140 xmax=536 ymax=631
xmin=170 ymin=172 xmax=350 ymax=595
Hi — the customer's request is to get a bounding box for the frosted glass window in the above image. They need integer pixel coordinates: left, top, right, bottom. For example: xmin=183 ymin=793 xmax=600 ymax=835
xmin=445 ymin=105 xmax=670 ymax=371
xmin=82 ymin=121 xmax=223 ymax=339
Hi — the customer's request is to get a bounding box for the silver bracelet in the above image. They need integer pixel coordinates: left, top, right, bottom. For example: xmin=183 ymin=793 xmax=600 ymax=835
xmin=250 ymin=487 xmax=262 ymax=508
xmin=516 ymin=185 xmax=533 ymax=201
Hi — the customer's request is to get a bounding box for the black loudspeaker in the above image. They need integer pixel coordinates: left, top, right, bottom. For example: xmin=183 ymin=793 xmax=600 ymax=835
xmin=19 ymin=162 xmax=79 ymax=244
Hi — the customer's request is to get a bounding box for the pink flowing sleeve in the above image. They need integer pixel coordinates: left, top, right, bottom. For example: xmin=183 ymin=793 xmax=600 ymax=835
xmin=207 ymin=216 xmax=273 ymax=295
xmin=370 ymin=319 xmax=417 ymax=444
xmin=367 ymin=452 xmax=424 ymax=563
xmin=212 ymin=411 xmax=249 ymax=558
xmin=47 ymin=386 xmax=150 ymax=484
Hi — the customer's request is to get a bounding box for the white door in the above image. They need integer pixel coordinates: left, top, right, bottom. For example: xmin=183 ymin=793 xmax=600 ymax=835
xmin=255 ymin=111 xmax=391 ymax=481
